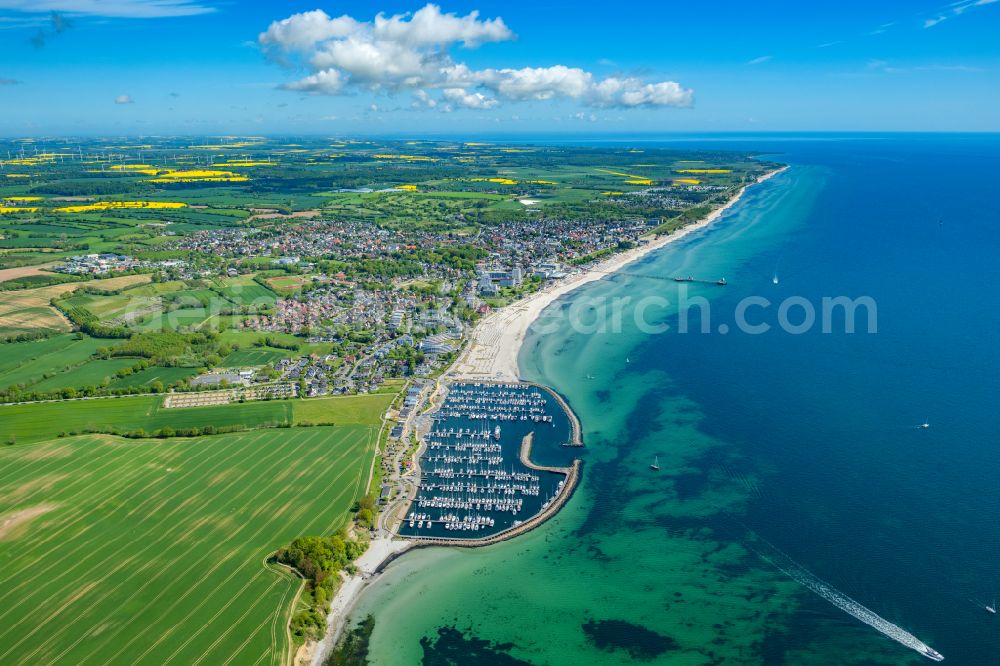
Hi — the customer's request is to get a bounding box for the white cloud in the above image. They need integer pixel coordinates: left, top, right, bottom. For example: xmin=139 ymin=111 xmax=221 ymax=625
xmin=747 ymin=55 xmax=772 ymax=65
xmin=924 ymin=0 xmax=998 ymax=27
xmin=260 ymin=3 xmax=692 ymax=112
xmin=442 ymin=87 xmax=498 ymax=109
xmin=115 ymin=94 xmax=134 ymax=104
xmin=283 ymin=69 xmax=345 ymax=95
xmin=372 ymin=4 xmax=512 ymax=47
xmin=586 ymin=77 xmax=692 ymax=108
xmin=0 ymin=0 xmax=216 ymax=18
xmin=411 ymin=89 xmax=437 ymax=108
xmin=259 ymin=10 xmax=362 ymax=54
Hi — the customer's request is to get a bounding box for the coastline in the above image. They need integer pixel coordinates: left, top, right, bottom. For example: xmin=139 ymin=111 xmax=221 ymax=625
xmin=305 ymin=164 xmax=787 ymax=665
xmin=308 ymin=537 xmax=411 ymax=666
xmin=451 ymin=164 xmax=787 ymax=382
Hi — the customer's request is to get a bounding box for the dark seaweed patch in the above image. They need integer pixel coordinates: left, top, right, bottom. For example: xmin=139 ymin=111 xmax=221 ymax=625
xmin=420 ymin=626 xmax=533 ymax=665
xmin=672 ymin=472 xmax=706 ymax=500
xmin=325 ymin=615 xmax=374 ymax=666
xmin=582 ymin=619 xmax=679 ymax=660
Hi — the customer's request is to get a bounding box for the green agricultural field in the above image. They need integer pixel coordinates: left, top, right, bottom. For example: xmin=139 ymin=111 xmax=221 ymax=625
xmin=0 ymin=425 xmax=378 ymax=665
xmin=135 ymin=306 xmax=214 ymax=331
xmin=168 ymin=288 xmax=223 ymax=306
xmin=0 ymin=334 xmax=111 ymax=390
xmin=294 ymin=393 xmax=395 ymax=426
xmin=212 ymin=276 xmax=277 ymax=306
xmin=29 ymin=358 xmax=137 ymax=393
xmin=62 ymin=287 xmax=174 ymax=327
xmin=221 ymin=348 xmax=288 ymax=367
xmin=122 ymin=281 xmax=187 ymax=298
xmin=61 ymin=291 xmax=135 ymax=320
xmin=109 ymin=366 xmax=200 ymax=389
xmin=0 ymin=395 xmax=292 ymax=444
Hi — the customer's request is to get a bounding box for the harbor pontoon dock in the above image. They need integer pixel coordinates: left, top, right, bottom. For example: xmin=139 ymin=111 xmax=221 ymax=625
xmin=398 ymin=381 xmax=581 ymax=541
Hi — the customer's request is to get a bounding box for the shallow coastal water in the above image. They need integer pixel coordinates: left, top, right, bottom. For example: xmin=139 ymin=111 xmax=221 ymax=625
xmin=351 ymin=135 xmax=1000 ymax=664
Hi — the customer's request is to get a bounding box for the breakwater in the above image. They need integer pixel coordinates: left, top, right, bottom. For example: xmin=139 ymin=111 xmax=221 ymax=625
xmin=398 ymin=381 xmax=582 ymax=543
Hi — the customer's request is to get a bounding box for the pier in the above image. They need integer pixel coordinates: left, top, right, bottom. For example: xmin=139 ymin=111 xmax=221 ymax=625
xmin=582 ymin=267 xmax=728 ymax=286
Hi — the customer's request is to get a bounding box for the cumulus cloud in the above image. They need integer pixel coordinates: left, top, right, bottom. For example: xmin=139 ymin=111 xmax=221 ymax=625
xmin=260 ymin=4 xmax=692 ymax=111
xmin=442 ymin=87 xmax=498 ymax=109
xmin=115 ymin=94 xmax=134 ymax=104
xmin=411 ymin=88 xmax=437 ymax=108
xmin=284 ymin=68 xmax=346 ymax=94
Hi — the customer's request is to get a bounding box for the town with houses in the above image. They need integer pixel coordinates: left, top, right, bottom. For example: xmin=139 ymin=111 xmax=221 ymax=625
xmin=39 ymin=212 xmax=665 ymax=402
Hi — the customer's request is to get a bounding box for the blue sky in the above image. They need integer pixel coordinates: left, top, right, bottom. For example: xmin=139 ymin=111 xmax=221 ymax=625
xmin=1 ymin=0 xmax=998 ymax=135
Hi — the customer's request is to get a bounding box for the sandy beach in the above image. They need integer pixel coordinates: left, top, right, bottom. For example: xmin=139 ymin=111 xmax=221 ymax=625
xmin=451 ymin=166 xmax=788 ymax=381
xmin=308 ymin=537 xmax=412 ymax=666
xmin=304 ymin=165 xmax=786 ymax=663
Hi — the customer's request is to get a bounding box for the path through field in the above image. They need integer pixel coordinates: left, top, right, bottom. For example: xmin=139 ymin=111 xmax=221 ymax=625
xmin=0 ymin=425 xmax=377 ymax=665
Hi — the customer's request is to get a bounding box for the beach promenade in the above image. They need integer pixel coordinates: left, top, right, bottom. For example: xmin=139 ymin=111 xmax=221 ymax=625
xmin=451 ymin=166 xmax=787 ymax=382
xmin=307 ymin=165 xmax=786 ymax=664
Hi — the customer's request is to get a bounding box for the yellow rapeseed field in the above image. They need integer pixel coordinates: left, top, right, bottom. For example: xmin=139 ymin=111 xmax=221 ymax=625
xmin=148 ymin=169 xmax=248 ymax=183
xmin=470 ymin=177 xmax=517 ymax=185
xmin=109 ymin=164 xmax=162 ymax=176
xmin=7 ymin=157 xmax=54 ymax=166
xmin=596 ymin=168 xmax=654 ymax=185
xmin=54 ymin=201 xmax=187 ymax=213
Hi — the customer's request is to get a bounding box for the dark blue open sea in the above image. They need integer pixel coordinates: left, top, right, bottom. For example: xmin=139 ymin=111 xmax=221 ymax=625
xmin=353 ymin=134 xmax=1000 ymax=665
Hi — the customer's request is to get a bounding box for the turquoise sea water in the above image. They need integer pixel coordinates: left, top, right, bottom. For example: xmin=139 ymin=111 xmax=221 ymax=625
xmin=351 ymin=134 xmax=1000 ymax=664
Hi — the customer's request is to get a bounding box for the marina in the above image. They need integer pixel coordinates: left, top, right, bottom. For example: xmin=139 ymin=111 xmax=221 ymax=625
xmin=399 ymin=381 xmax=580 ymax=540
